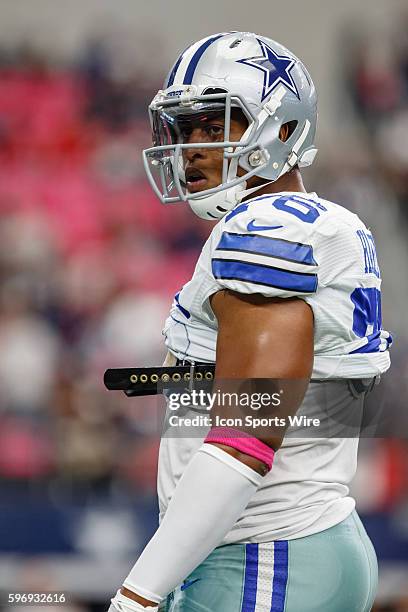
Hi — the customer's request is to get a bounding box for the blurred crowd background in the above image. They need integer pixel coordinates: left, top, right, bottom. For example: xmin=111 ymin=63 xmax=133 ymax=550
xmin=0 ymin=1 xmax=407 ymax=611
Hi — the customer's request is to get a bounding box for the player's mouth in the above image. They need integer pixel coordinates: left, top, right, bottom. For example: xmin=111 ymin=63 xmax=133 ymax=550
xmin=185 ymin=168 xmax=208 ymax=192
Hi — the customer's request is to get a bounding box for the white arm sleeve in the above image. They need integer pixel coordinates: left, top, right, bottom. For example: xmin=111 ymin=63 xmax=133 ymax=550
xmin=123 ymin=444 xmax=263 ymax=603
xmin=109 ymin=589 xmax=158 ymax=611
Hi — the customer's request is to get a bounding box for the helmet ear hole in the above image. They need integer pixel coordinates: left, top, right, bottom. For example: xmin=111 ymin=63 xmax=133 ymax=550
xmin=202 ymin=87 xmax=228 ymax=96
xmin=279 ymin=120 xmax=298 ymax=142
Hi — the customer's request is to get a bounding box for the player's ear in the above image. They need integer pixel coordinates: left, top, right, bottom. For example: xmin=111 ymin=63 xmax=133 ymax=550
xmin=279 ymin=120 xmax=298 ymax=142
xmin=279 ymin=123 xmax=290 ymax=142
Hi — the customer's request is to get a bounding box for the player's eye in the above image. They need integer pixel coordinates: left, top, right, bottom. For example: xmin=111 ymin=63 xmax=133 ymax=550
xmin=179 ymin=126 xmax=193 ymax=141
xmin=204 ymin=125 xmax=224 ymax=140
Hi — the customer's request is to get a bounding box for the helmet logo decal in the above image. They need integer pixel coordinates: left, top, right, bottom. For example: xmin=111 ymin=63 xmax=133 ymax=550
xmin=237 ymin=39 xmax=299 ymax=101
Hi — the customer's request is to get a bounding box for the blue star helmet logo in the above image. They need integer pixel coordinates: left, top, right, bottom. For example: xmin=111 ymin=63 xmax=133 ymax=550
xmin=237 ymin=39 xmax=300 ymax=102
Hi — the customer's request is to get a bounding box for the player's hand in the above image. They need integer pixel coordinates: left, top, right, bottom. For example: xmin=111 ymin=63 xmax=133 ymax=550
xmin=109 ymin=588 xmax=159 ymax=611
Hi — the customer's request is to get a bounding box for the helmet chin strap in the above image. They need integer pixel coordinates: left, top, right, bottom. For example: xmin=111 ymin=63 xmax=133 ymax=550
xmin=235 ymin=178 xmax=275 ymax=203
xmin=226 ymin=151 xmax=276 ymax=204
xmin=187 ymin=178 xmax=276 ymax=220
xmin=186 ymin=150 xmax=275 ymax=219
xmin=186 ymin=145 xmax=279 ymax=219
xmin=228 ymin=154 xmax=276 ymax=203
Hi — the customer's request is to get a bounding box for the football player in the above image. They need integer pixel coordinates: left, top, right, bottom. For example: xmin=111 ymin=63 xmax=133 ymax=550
xmin=109 ymin=32 xmax=391 ymax=611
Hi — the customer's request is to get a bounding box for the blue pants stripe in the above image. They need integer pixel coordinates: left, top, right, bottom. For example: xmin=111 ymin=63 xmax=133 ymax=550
xmin=241 ymin=543 xmax=259 ymax=612
xmin=271 ymin=541 xmax=288 ymax=612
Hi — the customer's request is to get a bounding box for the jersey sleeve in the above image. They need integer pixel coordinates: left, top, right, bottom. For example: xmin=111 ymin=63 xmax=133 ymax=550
xmin=211 ymin=202 xmax=319 ymax=298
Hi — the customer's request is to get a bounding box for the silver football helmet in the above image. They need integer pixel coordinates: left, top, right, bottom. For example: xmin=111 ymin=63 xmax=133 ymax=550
xmin=143 ymin=32 xmax=318 ymax=220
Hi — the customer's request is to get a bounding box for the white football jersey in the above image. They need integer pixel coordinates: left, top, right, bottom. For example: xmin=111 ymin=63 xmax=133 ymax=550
xmin=158 ymin=191 xmax=392 ymax=541
xmin=164 ymin=191 xmax=391 ymax=377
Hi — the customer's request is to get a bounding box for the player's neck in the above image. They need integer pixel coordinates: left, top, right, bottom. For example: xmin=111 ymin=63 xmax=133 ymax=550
xmin=243 ymin=168 xmax=307 ymax=201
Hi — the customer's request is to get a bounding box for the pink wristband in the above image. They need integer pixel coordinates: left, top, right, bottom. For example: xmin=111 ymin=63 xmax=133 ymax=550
xmin=204 ymin=426 xmax=275 ymax=471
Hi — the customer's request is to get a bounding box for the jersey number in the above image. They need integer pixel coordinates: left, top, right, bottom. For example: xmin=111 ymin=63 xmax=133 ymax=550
xmin=273 ymin=195 xmax=327 ymax=224
xmin=351 ymin=287 xmax=382 ymax=337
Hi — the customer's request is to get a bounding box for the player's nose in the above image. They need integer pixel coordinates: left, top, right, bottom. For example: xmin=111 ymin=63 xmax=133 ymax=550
xmin=184 ymin=128 xmax=208 ymax=161
xmin=185 ymin=127 xmax=210 ymax=144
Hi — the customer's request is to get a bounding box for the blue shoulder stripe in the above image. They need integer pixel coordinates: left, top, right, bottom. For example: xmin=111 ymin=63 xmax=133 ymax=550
xmin=225 ymin=203 xmax=249 ymax=222
xmin=216 ymin=232 xmax=316 ymax=266
xmin=212 ymin=259 xmax=317 ymax=293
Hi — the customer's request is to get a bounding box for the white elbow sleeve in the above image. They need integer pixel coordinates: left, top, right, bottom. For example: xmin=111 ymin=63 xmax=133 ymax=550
xmin=123 ymin=444 xmax=263 ymax=603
